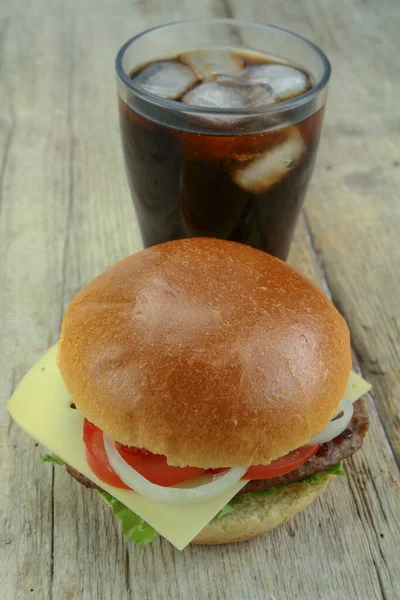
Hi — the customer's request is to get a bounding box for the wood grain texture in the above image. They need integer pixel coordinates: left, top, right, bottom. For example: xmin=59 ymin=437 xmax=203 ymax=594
xmin=1 ymin=1 xmax=399 ymax=600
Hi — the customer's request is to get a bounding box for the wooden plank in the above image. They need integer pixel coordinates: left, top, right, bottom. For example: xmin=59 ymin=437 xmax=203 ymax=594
xmin=1 ymin=1 xmax=400 ymax=599
xmin=0 ymin=15 xmax=72 ymax=600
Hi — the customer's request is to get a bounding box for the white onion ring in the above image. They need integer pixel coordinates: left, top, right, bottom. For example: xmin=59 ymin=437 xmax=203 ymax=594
xmin=308 ymin=397 xmax=354 ymax=446
xmin=103 ymin=434 xmax=247 ymax=505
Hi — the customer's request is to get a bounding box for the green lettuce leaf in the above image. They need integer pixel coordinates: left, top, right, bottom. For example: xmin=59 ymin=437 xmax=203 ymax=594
xmin=319 ymin=461 xmax=347 ymax=477
xmin=98 ymin=491 xmax=158 ymax=546
xmin=40 ymin=453 xmax=65 ymax=465
xmin=215 ymin=504 xmax=234 ymax=520
xmin=215 ymin=495 xmax=244 ymax=520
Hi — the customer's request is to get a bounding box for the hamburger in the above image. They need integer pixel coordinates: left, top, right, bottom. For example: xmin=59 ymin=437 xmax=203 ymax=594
xmin=8 ymin=238 xmax=370 ymax=549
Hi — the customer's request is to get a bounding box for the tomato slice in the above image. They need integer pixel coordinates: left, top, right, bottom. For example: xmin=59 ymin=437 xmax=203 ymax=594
xmin=83 ymin=419 xmax=129 ymax=488
xmin=83 ymin=419 xmax=205 ymax=488
xmin=116 ymin=444 xmax=206 ymax=486
xmin=244 ymin=444 xmax=320 ymax=480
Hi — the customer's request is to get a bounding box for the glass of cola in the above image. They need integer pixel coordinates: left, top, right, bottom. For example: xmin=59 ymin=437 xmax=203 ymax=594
xmin=116 ymin=20 xmax=330 ymax=260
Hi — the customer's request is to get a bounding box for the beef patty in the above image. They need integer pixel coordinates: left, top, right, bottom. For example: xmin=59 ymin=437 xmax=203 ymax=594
xmin=241 ymin=398 xmax=368 ymax=493
xmin=66 ymin=399 xmax=368 ymax=495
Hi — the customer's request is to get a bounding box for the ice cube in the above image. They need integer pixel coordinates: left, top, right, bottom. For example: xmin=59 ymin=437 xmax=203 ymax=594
xmin=183 ymin=82 xmax=245 ymax=109
xmin=182 ymin=81 xmax=276 ymax=109
xmin=242 ymin=83 xmax=276 ymax=109
xmin=180 ymin=49 xmax=244 ymax=79
xmin=232 ymin=129 xmax=306 ymax=194
xmin=242 ymin=64 xmax=311 ymax=100
xmin=133 ymin=61 xmax=197 ymax=100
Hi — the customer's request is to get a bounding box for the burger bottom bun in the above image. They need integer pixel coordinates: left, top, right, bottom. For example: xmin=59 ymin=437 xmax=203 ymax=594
xmin=192 ymin=475 xmax=334 ymax=545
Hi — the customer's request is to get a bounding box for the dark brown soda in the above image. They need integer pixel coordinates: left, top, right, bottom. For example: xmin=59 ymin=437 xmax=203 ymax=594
xmin=119 ymin=52 xmax=324 ymax=260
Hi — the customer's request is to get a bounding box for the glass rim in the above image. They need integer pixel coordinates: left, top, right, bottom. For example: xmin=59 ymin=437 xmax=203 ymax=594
xmin=115 ymin=19 xmax=331 ymax=117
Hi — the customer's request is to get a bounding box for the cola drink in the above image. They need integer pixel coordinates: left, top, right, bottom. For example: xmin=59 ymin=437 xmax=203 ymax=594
xmin=117 ymin=24 xmax=330 ymax=260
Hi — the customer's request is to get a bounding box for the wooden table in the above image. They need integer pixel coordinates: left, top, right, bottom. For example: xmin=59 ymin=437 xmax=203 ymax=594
xmin=1 ymin=1 xmax=399 ymax=599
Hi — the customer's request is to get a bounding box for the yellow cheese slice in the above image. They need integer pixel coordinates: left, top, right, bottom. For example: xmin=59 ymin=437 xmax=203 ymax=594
xmin=7 ymin=346 xmax=247 ymax=550
xmin=7 ymin=347 xmax=371 ymax=549
xmin=346 ymin=370 xmax=372 ymax=403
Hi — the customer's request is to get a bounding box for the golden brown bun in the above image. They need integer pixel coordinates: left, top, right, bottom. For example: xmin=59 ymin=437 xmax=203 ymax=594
xmin=193 ymin=474 xmax=334 ymax=545
xmin=58 ymin=238 xmax=351 ymax=468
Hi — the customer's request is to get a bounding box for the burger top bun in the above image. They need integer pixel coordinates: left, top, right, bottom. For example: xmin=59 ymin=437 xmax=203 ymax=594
xmin=58 ymin=238 xmax=351 ymax=468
